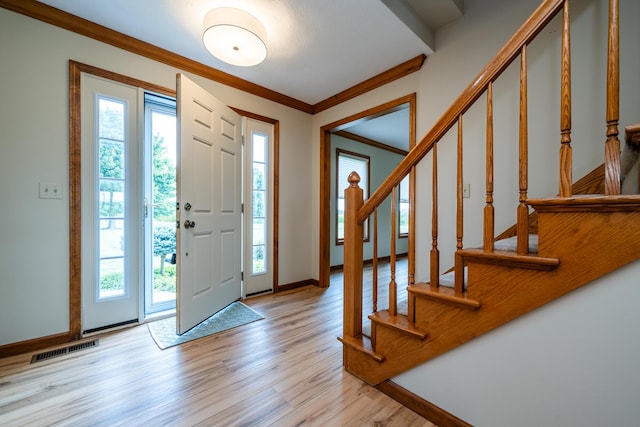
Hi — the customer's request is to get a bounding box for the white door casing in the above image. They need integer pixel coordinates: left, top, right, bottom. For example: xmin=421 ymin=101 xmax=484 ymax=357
xmin=176 ymin=74 xmax=242 ymax=335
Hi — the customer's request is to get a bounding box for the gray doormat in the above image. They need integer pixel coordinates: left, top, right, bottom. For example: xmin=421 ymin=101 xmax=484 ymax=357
xmin=147 ymin=301 xmax=264 ymax=349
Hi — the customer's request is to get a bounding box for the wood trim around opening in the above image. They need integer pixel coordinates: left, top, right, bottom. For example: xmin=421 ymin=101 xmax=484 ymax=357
xmin=69 ymin=60 xmax=176 ymax=341
xmin=319 ymin=93 xmax=416 ymax=288
xmin=313 ymin=55 xmax=425 ymax=113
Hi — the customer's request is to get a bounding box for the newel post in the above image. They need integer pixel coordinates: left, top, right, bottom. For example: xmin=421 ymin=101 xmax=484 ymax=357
xmin=343 ymin=172 xmax=364 ymax=339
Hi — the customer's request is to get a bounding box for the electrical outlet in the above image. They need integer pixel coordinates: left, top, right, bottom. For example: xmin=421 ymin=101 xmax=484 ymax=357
xmin=463 ymin=183 xmax=471 ymax=198
xmin=39 ymin=182 xmax=62 ymax=199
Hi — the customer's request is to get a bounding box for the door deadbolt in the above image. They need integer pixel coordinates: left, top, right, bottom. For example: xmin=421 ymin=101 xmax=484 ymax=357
xmin=184 ymin=202 xmax=192 ymax=211
xmin=184 ymin=220 xmax=196 ymax=229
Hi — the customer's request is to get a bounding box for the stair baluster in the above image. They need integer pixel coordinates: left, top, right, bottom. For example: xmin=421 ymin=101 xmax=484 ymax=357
xmin=517 ymin=45 xmax=530 ymax=255
xmin=604 ymin=0 xmax=621 ymax=195
xmin=559 ymin=0 xmax=573 ymax=197
xmin=430 ymin=142 xmax=440 ymax=291
xmin=372 ymin=208 xmax=378 ymax=313
xmin=484 ymin=82 xmax=495 ymax=252
xmin=389 ymin=187 xmax=397 ymax=316
xmin=454 ymin=117 xmax=465 ymax=293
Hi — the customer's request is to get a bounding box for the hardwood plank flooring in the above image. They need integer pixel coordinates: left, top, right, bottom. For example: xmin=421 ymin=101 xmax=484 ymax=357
xmin=0 ymin=262 xmax=433 ymax=426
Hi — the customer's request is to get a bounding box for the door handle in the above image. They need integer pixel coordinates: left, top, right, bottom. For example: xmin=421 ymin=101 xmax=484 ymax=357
xmin=184 ymin=220 xmax=196 ymax=229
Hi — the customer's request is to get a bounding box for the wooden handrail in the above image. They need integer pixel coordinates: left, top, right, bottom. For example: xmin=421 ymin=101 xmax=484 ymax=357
xmin=357 ymin=0 xmax=566 ymax=225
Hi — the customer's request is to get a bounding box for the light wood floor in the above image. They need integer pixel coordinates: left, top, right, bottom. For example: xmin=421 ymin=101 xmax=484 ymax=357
xmin=0 ymin=263 xmax=434 ymax=426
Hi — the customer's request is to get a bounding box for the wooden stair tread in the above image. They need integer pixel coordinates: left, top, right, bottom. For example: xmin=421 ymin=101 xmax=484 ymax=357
xmin=337 ymin=334 xmax=385 ymax=362
xmin=410 ymin=283 xmax=481 ymax=310
xmin=368 ymin=311 xmax=428 ymax=340
xmin=528 ymin=194 xmax=640 ymax=212
xmin=457 ymin=248 xmax=559 ymax=270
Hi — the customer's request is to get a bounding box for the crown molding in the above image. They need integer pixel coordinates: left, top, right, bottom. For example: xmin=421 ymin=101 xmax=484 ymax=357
xmin=1 ymin=0 xmax=426 ymax=115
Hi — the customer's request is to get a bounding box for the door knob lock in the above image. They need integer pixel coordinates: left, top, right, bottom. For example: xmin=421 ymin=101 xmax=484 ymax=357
xmin=184 ymin=220 xmax=196 ymax=229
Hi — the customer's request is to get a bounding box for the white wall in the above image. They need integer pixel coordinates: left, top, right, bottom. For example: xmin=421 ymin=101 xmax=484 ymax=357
xmin=0 ymin=8 xmax=313 ymax=346
xmin=329 ymin=135 xmax=408 ymax=267
xmin=394 ymin=260 xmax=640 ymax=426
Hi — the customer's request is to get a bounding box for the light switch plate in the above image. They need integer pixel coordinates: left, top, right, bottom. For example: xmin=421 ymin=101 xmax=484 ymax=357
xmin=39 ymin=182 xmax=62 ymax=199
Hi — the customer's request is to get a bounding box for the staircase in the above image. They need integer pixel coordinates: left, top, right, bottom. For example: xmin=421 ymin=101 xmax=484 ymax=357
xmin=339 ymin=0 xmax=640 ymax=386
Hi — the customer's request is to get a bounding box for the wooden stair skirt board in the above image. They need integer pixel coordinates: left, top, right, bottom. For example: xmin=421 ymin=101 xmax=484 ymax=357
xmin=342 ymin=198 xmax=640 ymax=385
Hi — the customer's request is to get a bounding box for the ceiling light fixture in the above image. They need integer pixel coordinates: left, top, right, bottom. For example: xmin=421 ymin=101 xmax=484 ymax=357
xmin=202 ymin=7 xmax=268 ymax=67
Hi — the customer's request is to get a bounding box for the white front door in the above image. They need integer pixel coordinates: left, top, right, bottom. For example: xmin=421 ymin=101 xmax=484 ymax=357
xmin=176 ymin=74 xmax=242 ymax=335
xmin=81 ymin=74 xmax=140 ymax=332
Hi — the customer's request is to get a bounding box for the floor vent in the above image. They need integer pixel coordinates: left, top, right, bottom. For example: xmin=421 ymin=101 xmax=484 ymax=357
xmin=30 ymin=339 xmax=99 ymax=364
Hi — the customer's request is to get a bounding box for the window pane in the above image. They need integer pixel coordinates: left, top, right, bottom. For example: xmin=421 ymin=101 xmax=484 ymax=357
xmin=253 ymin=164 xmax=265 ymax=191
xmin=99 ymin=98 xmax=125 ymax=140
xmin=399 ymin=202 xmax=409 ymax=235
xmin=252 ymin=133 xmax=266 ymax=163
xmin=337 ymin=200 xmax=344 ymax=241
xmin=338 ymin=152 xmax=368 ymax=199
xmin=253 ymin=190 xmax=265 ymax=217
xmin=99 ymin=257 xmax=125 ymax=299
xmin=99 ymin=140 xmax=125 ymax=179
xmin=252 ymin=245 xmax=266 ymax=274
xmin=99 ymin=179 xmax=125 ymax=218
xmin=100 ymin=219 xmax=124 ymax=258
xmin=337 ymin=151 xmax=369 ymax=242
xmin=253 ymin=218 xmax=265 ymax=245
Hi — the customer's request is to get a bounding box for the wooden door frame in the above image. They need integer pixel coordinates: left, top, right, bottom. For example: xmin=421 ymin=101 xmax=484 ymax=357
xmin=318 ymin=93 xmax=417 ymax=288
xmin=69 ymin=61 xmax=281 ymax=340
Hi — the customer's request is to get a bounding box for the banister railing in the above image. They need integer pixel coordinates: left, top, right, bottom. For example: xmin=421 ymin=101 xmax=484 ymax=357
xmin=357 ymin=0 xmax=567 ymax=225
xmin=343 ymin=0 xmax=621 ymax=347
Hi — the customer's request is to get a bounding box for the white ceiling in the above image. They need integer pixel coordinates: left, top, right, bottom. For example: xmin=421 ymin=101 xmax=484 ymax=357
xmin=36 ymin=0 xmax=463 ymax=106
xmin=34 ymin=0 xmax=464 ymax=150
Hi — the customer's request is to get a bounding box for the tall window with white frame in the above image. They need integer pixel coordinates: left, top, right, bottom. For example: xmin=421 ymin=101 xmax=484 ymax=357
xmin=336 ymin=149 xmax=370 ymax=244
xmin=97 ymin=96 xmax=128 ymax=299
xmin=251 ymin=132 xmax=268 ymax=275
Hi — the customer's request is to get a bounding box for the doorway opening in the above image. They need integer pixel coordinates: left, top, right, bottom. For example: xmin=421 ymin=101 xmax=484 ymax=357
xmin=143 ymin=93 xmax=177 ymax=315
xmin=318 ymin=94 xmax=416 ymax=288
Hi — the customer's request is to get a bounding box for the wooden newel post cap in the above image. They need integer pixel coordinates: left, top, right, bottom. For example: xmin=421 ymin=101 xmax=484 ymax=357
xmin=348 ymin=172 xmax=361 ymax=187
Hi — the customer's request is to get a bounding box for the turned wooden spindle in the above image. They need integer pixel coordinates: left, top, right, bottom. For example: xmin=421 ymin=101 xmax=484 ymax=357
xmin=559 ymin=0 xmax=573 ymax=197
xmin=604 ymin=0 xmax=621 ymax=195
xmin=484 ymin=82 xmax=495 ymax=252
xmin=372 ymin=208 xmax=378 ymax=313
xmin=517 ymin=45 xmax=530 ymax=255
xmin=389 ymin=187 xmax=397 ymax=316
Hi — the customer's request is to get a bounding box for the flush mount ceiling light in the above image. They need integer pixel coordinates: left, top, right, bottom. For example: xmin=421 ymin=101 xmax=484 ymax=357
xmin=202 ymin=7 xmax=268 ymax=67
